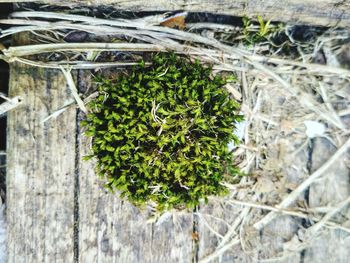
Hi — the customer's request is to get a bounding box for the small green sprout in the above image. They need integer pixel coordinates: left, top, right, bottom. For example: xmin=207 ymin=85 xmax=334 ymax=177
xmin=243 ymin=15 xmax=274 ymax=45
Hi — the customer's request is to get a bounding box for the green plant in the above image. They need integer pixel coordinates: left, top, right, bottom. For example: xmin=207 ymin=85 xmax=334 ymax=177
xmin=242 ymin=15 xmax=273 ymax=45
xmin=82 ymin=53 xmax=243 ymax=211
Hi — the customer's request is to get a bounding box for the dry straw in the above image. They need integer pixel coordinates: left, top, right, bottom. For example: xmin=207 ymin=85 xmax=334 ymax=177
xmin=0 ymin=10 xmax=349 ymax=261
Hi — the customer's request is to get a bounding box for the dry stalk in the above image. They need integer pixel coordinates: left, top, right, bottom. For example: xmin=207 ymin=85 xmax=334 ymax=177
xmin=6 ymin=57 xmax=152 ymax=70
xmin=0 ymin=94 xmax=22 ymax=116
xmin=227 ymin=199 xmax=350 ymax=234
xmin=60 ymin=66 xmax=87 ymax=113
xmin=254 ymin=137 xmax=350 ymax=230
xmin=0 ymin=10 xmax=348 ymax=260
xmin=199 ymin=237 xmax=240 ymax=263
xmin=2 ymin=43 xmax=165 ymax=58
xmin=197 ymin=213 xmax=224 ymax=239
xmin=304 ymin=196 xmax=350 ymax=237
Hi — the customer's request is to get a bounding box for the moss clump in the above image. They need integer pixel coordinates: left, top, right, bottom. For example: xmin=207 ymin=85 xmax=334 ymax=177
xmin=82 ymin=53 xmax=242 ymax=211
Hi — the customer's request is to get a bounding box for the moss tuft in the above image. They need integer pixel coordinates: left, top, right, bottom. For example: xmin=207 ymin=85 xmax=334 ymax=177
xmin=82 ymin=53 xmax=243 ymax=211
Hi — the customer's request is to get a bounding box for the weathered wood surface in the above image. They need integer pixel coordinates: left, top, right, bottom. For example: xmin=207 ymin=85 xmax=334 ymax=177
xmin=6 ymin=64 xmax=77 ymax=262
xmin=6 ymin=66 xmax=350 ymax=263
xmin=2 ymin=0 xmax=350 ymax=27
xmin=303 ymin=137 xmax=350 ymax=263
xmin=7 ymin=66 xmax=196 ymax=263
xmin=5 ymin=10 xmax=350 ymax=262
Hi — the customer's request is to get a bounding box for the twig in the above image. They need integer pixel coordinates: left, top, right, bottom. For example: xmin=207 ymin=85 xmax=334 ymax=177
xmin=197 ymin=213 xmax=224 ymax=239
xmin=253 ymin=137 xmax=350 ymax=230
xmin=60 ymin=66 xmax=88 ymax=114
xmin=7 ymin=57 xmax=151 ymax=70
xmin=218 ymin=207 xmax=250 ymax=248
xmin=3 ymin=43 xmax=164 ymax=58
xmin=227 ymin=199 xmax=350 ymax=234
xmin=305 ymin=196 xmax=350 ymax=236
xmin=199 ymin=237 xmax=240 ymax=263
xmin=42 ymin=101 xmax=74 ymax=123
xmin=42 ymin=92 xmax=99 ymax=122
xmin=0 ymin=95 xmax=22 ymax=116
xmin=247 ymin=59 xmax=346 ymax=130
xmin=3 ymin=13 xmax=350 ymax=76
xmin=187 ymin=22 xmax=239 ymax=31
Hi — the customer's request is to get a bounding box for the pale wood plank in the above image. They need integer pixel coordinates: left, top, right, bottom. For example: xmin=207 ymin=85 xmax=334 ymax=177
xmin=196 ymin=137 xmax=309 ymax=262
xmin=196 ymin=202 xmax=249 ymax=262
xmin=6 ymin=64 xmax=76 ymax=262
xmin=303 ymin=137 xmax=350 ymax=263
xmin=78 ymin=72 xmax=194 ymax=263
xmin=196 ymin=204 xmax=299 ymax=262
xmin=9 ymin=0 xmax=350 ymax=27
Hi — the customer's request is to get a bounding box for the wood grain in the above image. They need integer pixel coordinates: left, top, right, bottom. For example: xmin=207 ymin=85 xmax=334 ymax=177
xmin=196 ymin=202 xmax=247 ymax=262
xmin=5 ymin=0 xmax=350 ymax=27
xmin=6 ymin=66 xmax=195 ymax=263
xmin=6 ymin=64 xmax=77 ymax=262
xmin=303 ymin=137 xmax=350 ymax=263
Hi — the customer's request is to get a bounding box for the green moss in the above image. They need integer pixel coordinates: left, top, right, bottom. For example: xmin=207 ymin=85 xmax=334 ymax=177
xmin=82 ymin=53 xmax=243 ymax=211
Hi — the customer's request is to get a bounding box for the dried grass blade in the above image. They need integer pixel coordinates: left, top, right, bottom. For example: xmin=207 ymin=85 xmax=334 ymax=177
xmin=253 ymin=137 xmax=350 ymax=230
xmin=305 ymin=196 xmax=350 ymax=236
xmin=3 ymin=43 xmax=164 ymax=58
xmin=0 ymin=96 xmax=22 ymax=116
xmin=60 ymin=66 xmax=87 ymax=114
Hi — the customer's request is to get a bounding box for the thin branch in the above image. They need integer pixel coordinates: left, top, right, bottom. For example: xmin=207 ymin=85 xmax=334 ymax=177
xmin=226 ymin=199 xmax=350 ymax=234
xmin=3 ymin=43 xmax=164 ymax=57
xmin=8 ymin=57 xmax=151 ymax=70
xmin=0 ymin=95 xmax=22 ymax=116
xmin=253 ymin=137 xmax=350 ymax=230
xmin=305 ymin=196 xmax=350 ymax=236
xmin=60 ymin=66 xmax=88 ymax=114
xmin=199 ymin=237 xmax=240 ymax=263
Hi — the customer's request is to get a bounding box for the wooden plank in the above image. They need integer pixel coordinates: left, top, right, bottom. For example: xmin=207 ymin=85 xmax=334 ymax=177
xmin=6 ymin=64 xmax=77 ymax=262
xmin=195 ymin=94 xmax=311 ymax=262
xmin=196 ymin=203 xmax=302 ymax=262
xmin=7 ymin=0 xmax=350 ymax=28
xmin=77 ymin=72 xmax=194 ymax=263
xmin=196 ymin=201 xmax=249 ymax=262
xmin=303 ymin=137 xmax=350 ymax=263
